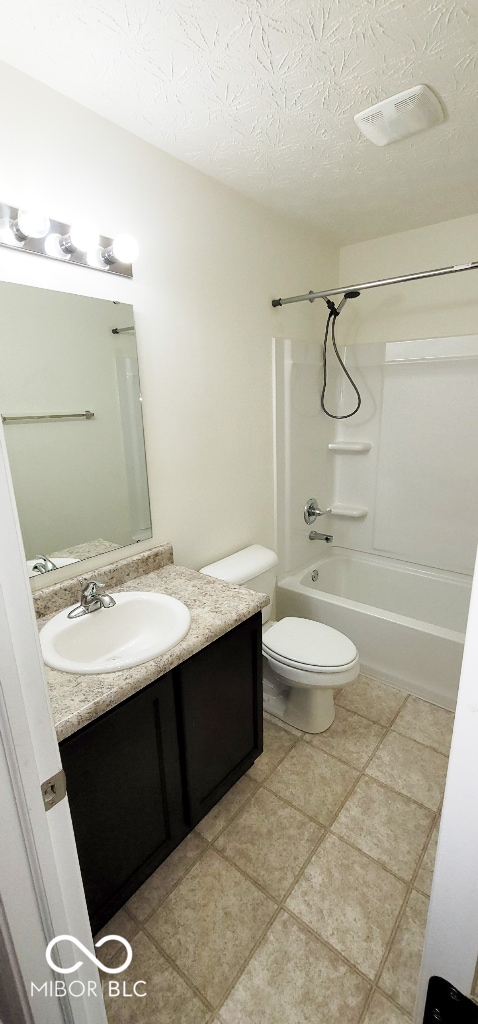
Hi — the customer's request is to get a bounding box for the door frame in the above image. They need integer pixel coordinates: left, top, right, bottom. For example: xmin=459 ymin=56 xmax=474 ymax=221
xmin=0 ymin=422 xmax=107 ymax=1024
xmin=415 ymin=545 xmax=478 ymax=1019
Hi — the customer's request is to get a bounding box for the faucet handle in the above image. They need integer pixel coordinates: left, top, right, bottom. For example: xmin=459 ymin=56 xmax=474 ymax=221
xmin=81 ymin=579 xmax=104 ymax=602
xmin=304 ymin=498 xmax=332 ymax=525
xmin=68 ymin=579 xmax=112 ymax=619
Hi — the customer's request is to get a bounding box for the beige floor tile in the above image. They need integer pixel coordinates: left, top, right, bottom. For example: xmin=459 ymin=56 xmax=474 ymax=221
xmin=248 ymin=718 xmax=297 ymax=782
xmin=366 ymin=732 xmax=448 ymax=811
xmin=309 ymin=706 xmax=386 ymax=769
xmin=215 ymin=788 xmax=322 ymax=899
xmin=146 ymin=848 xmax=275 ymax=1007
xmin=94 ymin=908 xmax=139 ymax=967
xmin=336 ymin=675 xmax=406 ymax=726
xmin=362 ymin=991 xmax=412 ymax=1024
xmin=415 ymin=820 xmax=440 ymax=896
xmin=127 ymin=832 xmax=207 ymax=921
xmin=103 ymin=930 xmax=209 ymax=1024
xmin=392 ymin=696 xmax=454 ymax=755
xmin=264 ymin=710 xmax=302 ymax=736
xmin=265 ymin=740 xmax=358 ymax=825
xmin=220 ymin=910 xmax=370 ymax=1024
xmin=332 ymin=776 xmax=434 ymax=881
xmin=196 ymin=776 xmax=257 ymax=842
xmin=379 ymin=889 xmax=429 ymax=1015
xmin=286 ymin=833 xmax=406 ymax=980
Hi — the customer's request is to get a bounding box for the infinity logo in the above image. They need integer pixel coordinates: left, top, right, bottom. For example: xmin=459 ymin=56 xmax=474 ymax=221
xmin=46 ymin=935 xmax=133 ymax=975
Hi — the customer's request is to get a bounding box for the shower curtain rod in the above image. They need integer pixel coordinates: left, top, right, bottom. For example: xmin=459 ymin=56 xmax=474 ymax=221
xmin=271 ymin=259 xmax=478 ymax=307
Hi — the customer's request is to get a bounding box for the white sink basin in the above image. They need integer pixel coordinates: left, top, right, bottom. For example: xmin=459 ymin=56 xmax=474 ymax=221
xmin=40 ymin=592 xmax=191 ymax=674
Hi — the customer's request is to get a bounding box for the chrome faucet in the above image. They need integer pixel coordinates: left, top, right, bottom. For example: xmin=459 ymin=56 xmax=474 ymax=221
xmin=67 ymin=579 xmax=117 ymax=619
xmin=304 ymin=498 xmax=332 ymax=525
xmin=309 ymin=531 xmax=333 ymax=543
xmin=31 ymin=555 xmax=58 ymax=573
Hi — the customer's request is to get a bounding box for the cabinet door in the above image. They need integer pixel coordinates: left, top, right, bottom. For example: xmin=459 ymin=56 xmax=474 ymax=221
xmin=60 ymin=673 xmax=184 ymax=934
xmin=177 ymin=613 xmax=263 ymax=825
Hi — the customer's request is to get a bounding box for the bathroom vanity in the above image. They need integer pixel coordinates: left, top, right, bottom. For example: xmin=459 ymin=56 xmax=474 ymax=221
xmin=35 ymin=545 xmax=266 ymax=934
xmin=60 ymin=614 xmax=262 ymax=933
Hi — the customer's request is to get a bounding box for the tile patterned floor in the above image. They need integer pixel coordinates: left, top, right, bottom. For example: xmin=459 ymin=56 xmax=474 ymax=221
xmin=101 ymin=673 xmax=454 ymax=1024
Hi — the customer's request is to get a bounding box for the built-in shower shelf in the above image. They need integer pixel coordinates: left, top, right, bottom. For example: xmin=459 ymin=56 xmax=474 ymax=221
xmin=330 ymin=504 xmax=368 ymax=518
xmin=328 ymin=442 xmax=372 ymax=453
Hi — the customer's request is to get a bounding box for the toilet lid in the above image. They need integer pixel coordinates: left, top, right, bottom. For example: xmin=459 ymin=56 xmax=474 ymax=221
xmin=262 ymin=617 xmax=357 ymax=670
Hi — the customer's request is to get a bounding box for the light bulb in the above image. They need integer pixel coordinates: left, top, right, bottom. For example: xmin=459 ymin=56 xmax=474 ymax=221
xmin=44 ymin=233 xmax=71 ymax=260
xmin=111 ymin=233 xmax=139 ymax=264
xmin=59 ymin=219 xmax=99 ymax=254
xmin=15 ymin=209 xmax=50 ymax=239
xmin=86 ymin=245 xmax=106 ymax=269
xmin=69 ymin=220 xmax=99 ymax=252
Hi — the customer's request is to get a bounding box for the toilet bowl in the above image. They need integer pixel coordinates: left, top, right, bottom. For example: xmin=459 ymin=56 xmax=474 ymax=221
xmin=200 ymin=545 xmax=360 ymax=733
xmin=262 ymin=616 xmax=359 ymax=732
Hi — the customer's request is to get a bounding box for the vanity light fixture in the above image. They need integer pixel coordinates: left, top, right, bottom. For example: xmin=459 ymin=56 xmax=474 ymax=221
xmin=0 ymin=202 xmax=138 ymax=278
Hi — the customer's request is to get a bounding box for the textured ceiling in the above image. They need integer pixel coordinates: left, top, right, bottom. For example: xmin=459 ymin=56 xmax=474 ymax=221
xmin=1 ymin=0 xmax=478 ymax=243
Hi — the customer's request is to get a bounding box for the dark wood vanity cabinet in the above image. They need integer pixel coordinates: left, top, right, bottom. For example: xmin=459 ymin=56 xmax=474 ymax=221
xmin=60 ymin=612 xmax=262 ymax=934
xmin=177 ymin=613 xmax=263 ymax=826
xmin=60 ymin=671 xmax=185 ymax=934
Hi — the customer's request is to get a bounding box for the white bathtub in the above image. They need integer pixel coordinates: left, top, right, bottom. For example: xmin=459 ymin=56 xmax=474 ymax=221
xmin=277 ymin=548 xmax=472 ymax=710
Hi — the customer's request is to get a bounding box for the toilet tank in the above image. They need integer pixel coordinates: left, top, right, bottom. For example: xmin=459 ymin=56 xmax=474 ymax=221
xmin=200 ymin=545 xmax=279 ymax=623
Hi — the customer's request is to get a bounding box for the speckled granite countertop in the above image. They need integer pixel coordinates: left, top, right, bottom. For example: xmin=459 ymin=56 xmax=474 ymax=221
xmin=51 ymin=538 xmax=121 ymax=560
xmin=39 ymin=552 xmax=268 ymax=742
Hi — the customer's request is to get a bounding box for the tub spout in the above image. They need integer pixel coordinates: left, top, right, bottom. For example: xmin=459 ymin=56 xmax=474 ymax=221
xmin=309 ymin=531 xmax=333 ymax=543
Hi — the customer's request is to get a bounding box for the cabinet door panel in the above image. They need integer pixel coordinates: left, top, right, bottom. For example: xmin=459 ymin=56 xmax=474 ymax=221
xmin=60 ymin=673 xmax=183 ymax=932
xmin=177 ymin=614 xmax=262 ymax=824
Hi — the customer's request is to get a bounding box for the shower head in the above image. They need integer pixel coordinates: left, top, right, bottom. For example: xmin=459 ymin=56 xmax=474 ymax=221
xmin=336 ymin=289 xmax=361 ymax=314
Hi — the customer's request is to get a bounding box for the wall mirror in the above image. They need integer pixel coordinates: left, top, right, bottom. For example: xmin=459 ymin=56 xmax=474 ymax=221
xmin=0 ymin=282 xmax=152 ymax=577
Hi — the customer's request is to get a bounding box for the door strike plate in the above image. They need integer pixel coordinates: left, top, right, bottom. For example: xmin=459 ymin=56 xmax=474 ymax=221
xmin=41 ymin=769 xmax=67 ymax=812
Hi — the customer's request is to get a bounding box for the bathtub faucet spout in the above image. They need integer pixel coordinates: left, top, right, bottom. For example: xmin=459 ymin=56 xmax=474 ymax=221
xmin=309 ymin=531 xmax=333 ymax=543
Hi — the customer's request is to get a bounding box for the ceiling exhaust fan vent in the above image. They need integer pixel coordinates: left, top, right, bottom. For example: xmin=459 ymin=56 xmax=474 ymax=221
xmin=354 ymin=85 xmax=444 ymax=146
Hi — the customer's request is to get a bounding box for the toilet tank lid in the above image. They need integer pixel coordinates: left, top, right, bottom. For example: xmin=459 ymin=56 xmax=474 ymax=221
xmin=200 ymin=544 xmax=278 ymax=584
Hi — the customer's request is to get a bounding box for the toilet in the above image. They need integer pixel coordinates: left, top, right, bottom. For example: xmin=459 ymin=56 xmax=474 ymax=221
xmin=200 ymin=544 xmax=360 ymax=733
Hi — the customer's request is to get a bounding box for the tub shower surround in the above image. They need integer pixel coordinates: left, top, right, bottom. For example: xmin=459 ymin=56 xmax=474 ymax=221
xmin=274 ymin=335 xmax=478 ymax=709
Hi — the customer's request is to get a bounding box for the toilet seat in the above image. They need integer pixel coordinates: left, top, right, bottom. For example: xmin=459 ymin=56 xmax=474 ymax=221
xmin=262 ymin=616 xmax=357 ymax=672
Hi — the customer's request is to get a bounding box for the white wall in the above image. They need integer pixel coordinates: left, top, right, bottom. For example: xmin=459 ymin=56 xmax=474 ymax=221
xmin=0 ymin=60 xmax=337 ymax=573
xmin=338 ymin=213 xmax=478 ymax=346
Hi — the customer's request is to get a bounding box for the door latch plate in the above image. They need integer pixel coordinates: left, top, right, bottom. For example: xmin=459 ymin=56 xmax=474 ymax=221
xmin=41 ymin=769 xmax=66 ymax=812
